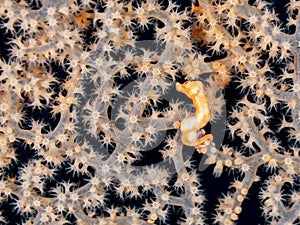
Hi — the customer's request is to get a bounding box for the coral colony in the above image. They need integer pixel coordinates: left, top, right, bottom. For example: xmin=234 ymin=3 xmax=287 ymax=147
xmin=0 ymin=0 xmax=299 ymax=224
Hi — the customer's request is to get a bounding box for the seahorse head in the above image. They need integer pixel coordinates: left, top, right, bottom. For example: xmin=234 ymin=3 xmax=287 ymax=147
xmin=176 ymin=81 xmax=204 ymax=99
